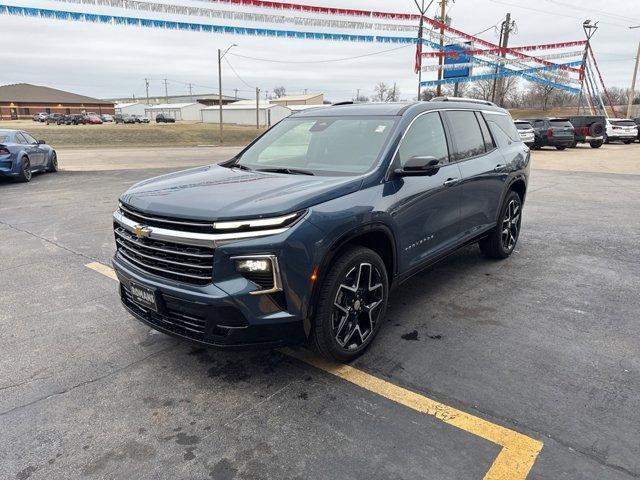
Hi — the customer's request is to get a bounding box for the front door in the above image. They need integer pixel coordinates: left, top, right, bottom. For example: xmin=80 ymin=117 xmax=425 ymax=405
xmin=390 ymin=111 xmax=463 ymax=273
xmin=17 ymin=132 xmax=45 ymax=166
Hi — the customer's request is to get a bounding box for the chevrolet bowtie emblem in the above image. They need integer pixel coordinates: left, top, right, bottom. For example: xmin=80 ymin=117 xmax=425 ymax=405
xmin=133 ymin=225 xmax=151 ymax=239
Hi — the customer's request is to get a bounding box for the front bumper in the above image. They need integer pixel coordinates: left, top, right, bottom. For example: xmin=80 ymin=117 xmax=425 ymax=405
xmin=113 ymin=255 xmax=307 ymax=349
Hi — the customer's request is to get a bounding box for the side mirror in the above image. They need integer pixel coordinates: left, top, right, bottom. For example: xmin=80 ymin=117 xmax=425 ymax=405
xmin=37 ymin=139 xmax=46 ymax=145
xmin=394 ymin=156 xmax=441 ymax=176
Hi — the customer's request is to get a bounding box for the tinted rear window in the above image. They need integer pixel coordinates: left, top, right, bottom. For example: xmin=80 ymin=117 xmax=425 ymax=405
xmin=612 ymin=120 xmax=636 ymax=127
xmin=485 ymin=112 xmax=521 ymax=142
xmin=515 ymin=122 xmax=532 ymax=130
xmin=445 ymin=111 xmax=486 ymax=161
xmin=550 ymin=120 xmax=572 ymax=128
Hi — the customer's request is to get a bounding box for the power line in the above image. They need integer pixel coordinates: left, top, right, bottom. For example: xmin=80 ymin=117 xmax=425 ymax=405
xmin=227 ymin=44 xmax=413 ymax=65
xmin=538 ymin=0 xmax=640 ymax=25
xmin=223 ymin=57 xmax=255 ymax=89
xmin=486 ymin=0 xmax=633 ymax=28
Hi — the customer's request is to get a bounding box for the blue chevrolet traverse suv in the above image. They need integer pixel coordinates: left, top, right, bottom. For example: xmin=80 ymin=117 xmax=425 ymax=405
xmin=112 ymin=98 xmax=529 ymax=362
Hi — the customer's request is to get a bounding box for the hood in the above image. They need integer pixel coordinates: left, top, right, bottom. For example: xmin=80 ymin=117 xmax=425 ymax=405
xmin=120 ymin=164 xmax=363 ymax=221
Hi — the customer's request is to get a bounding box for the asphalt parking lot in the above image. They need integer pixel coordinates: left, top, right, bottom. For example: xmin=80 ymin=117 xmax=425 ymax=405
xmin=1 ymin=143 xmax=639 ymax=479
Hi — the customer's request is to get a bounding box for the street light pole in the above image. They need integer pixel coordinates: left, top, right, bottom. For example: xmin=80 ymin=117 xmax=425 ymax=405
xmin=218 ymin=44 xmax=237 ymax=144
xmin=626 ymin=26 xmax=640 ymax=118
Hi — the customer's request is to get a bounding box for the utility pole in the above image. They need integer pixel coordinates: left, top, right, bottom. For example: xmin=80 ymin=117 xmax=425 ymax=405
xmin=577 ymin=20 xmax=598 ymax=115
xmin=217 ymin=44 xmax=237 ymax=144
xmin=234 ymin=88 xmax=238 ymax=100
xmin=415 ymin=0 xmax=426 ymax=100
xmin=188 ymin=83 xmax=194 ymax=102
xmin=145 ymin=78 xmax=150 ymax=105
xmin=256 ymin=87 xmax=260 ymax=129
xmin=626 ymin=40 xmax=640 ymax=118
xmin=356 ymin=88 xmax=360 ymax=101
xmin=492 ymin=13 xmax=515 ymax=106
xmin=436 ymin=0 xmax=446 ymax=96
xmin=496 ymin=13 xmax=514 ymax=106
xmin=163 ymin=78 xmax=168 ymax=104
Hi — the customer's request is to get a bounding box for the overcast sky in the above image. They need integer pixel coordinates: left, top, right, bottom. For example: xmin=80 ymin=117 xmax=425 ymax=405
xmin=1 ymin=0 xmax=639 ymax=102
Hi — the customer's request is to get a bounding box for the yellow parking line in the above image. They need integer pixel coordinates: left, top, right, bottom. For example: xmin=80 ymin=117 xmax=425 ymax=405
xmin=86 ymin=261 xmax=118 ymax=280
xmin=86 ymin=262 xmax=543 ymax=479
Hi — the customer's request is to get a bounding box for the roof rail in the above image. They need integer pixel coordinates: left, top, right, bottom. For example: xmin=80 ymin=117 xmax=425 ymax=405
xmin=430 ymin=96 xmax=497 ymax=107
xmin=331 ymin=101 xmax=354 ymax=106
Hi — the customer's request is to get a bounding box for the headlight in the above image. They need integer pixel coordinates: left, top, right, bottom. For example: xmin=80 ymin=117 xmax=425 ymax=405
xmin=232 ymin=255 xmax=281 ymax=294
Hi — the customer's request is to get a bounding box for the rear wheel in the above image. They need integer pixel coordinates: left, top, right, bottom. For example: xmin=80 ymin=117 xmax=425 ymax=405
xmin=479 ymin=191 xmax=522 ymax=260
xmin=312 ymin=247 xmax=388 ymax=362
xmin=570 ymin=141 xmax=577 ymax=148
xmin=623 ymin=139 xmax=633 ymax=144
xmin=46 ymin=152 xmax=58 ymax=172
xmin=16 ymin=157 xmax=32 ymax=182
xmin=555 ymin=145 xmax=566 ymax=150
xmin=590 ymin=140 xmax=603 ymax=148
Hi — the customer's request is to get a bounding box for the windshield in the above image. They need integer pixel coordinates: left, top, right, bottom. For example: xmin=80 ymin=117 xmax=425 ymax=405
xmin=612 ymin=120 xmax=636 ymax=127
xmin=515 ymin=122 xmax=532 ymax=130
xmin=550 ymin=120 xmax=572 ymax=128
xmin=236 ymin=116 xmax=397 ymax=176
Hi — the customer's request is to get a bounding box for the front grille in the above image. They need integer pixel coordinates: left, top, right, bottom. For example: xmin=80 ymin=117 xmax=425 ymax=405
xmin=114 ymin=226 xmax=214 ymax=285
xmin=119 ymin=203 xmax=215 ymax=233
xmin=121 ymin=285 xmax=238 ymax=342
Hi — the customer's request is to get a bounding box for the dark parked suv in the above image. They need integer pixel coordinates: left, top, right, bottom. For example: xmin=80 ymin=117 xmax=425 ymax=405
xmin=112 ymin=99 xmax=529 ymax=361
xmin=568 ymin=115 xmax=605 ymax=148
xmin=521 ymin=117 xmax=575 ymax=150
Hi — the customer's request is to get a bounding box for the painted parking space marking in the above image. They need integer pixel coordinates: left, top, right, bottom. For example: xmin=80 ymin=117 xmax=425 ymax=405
xmin=86 ymin=261 xmax=543 ymax=480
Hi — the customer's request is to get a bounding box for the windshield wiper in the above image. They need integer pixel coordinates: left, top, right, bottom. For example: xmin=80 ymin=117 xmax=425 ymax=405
xmin=257 ymin=167 xmax=315 ymax=176
xmin=229 ymin=163 xmax=252 ymax=171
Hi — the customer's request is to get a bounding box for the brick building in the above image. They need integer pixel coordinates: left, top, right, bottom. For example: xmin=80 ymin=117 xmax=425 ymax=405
xmin=0 ymin=83 xmax=114 ymax=120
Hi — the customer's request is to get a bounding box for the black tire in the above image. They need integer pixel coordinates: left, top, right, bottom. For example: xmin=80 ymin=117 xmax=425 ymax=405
xmin=623 ymin=140 xmax=632 ymax=144
xmin=555 ymin=145 xmax=566 ymax=151
xmin=590 ymin=140 xmax=603 ymax=149
xmin=16 ymin=157 xmax=32 ymax=183
xmin=46 ymin=152 xmax=58 ymax=172
xmin=604 ymin=135 xmax=609 ymax=144
xmin=479 ymin=190 xmax=522 ymax=260
xmin=569 ymin=141 xmax=577 ymax=148
xmin=312 ymin=246 xmax=389 ymax=362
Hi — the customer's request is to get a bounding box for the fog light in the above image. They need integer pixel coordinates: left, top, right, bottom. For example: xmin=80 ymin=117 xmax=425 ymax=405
xmin=235 ymin=258 xmax=272 ymax=273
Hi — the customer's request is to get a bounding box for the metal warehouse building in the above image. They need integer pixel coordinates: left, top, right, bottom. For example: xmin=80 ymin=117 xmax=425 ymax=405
xmin=201 ymin=101 xmax=291 ymax=127
xmin=0 ymin=83 xmax=114 ymax=120
xmin=144 ymin=103 xmax=204 ymax=121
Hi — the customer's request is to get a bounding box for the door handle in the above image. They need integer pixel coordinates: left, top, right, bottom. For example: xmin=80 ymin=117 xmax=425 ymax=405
xmin=494 ymin=164 xmax=506 ymax=172
xmin=442 ymin=177 xmax=459 ymax=187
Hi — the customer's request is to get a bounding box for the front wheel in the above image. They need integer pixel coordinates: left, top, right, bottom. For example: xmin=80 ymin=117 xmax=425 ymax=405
xmin=479 ymin=191 xmax=522 ymax=259
xmin=555 ymin=145 xmax=566 ymax=150
xmin=590 ymin=140 xmax=603 ymax=148
xmin=312 ymin=247 xmax=388 ymax=362
xmin=623 ymin=140 xmax=633 ymax=144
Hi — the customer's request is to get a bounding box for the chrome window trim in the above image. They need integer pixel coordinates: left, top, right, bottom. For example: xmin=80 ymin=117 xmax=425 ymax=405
xmin=113 ymin=210 xmax=288 ymax=247
xmin=230 ymin=254 xmax=283 ymax=295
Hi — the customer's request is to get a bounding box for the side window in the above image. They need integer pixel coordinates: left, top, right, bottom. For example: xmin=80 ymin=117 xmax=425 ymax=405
xmin=445 ymin=110 xmax=486 ymax=161
xmin=398 ymin=112 xmax=449 ymax=166
xmin=484 ymin=112 xmax=521 ymax=142
xmin=21 ymin=132 xmax=37 ymax=144
xmin=534 ymin=120 xmax=545 ymax=129
xmin=15 ymin=133 xmax=28 ymax=144
xmin=475 ymin=112 xmax=495 ymax=151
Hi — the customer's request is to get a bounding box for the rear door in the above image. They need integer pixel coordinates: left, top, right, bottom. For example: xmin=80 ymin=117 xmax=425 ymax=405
xmin=446 ymin=110 xmax=508 ymax=237
xmin=391 ymin=111 xmax=463 ymax=273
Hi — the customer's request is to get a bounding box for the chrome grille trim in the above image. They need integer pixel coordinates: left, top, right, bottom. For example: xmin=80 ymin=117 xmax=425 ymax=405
xmin=113 ymin=210 xmax=289 ymax=247
xmin=118 ymin=248 xmax=212 ymax=282
xmin=115 ymin=239 xmax=213 ymax=270
xmin=114 ymin=229 xmax=212 ymax=259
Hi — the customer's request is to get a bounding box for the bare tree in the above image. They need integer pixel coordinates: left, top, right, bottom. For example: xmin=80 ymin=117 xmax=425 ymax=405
xmin=353 ymin=94 xmax=369 ymax=103
xmin=373 ymin=82 xmax=400 ymax=102
xmin=273 ymin=86 xmax=287 ymax=98
xmin=419 ymin=88 xmax=437 ymax=101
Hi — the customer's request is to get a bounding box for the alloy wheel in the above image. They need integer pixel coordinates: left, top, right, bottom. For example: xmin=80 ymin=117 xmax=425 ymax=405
xmin=23 ymin=159 xmax=32 ymax=181
xmin=332 ymin=262 xmax=384 ymax=350
xmin=501 ymin=199 xmax=521 ymax=251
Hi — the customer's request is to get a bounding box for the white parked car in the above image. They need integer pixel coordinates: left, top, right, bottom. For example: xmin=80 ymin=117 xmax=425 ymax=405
xmin=605 ymin=118 xmax=638 ymax=144
xmin=514 ymin=121 xmax=535 ymax=146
